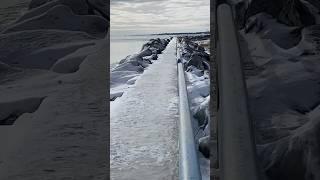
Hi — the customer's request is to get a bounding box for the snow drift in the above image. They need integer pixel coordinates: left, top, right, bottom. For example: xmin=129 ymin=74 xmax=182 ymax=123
xmin=235 ymin=2 xmax=320 ymax=179
xmin=0 ymin=0 xmax=108 ymax=179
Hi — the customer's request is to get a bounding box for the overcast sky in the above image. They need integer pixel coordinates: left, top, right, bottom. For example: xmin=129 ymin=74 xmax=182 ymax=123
xmin=110 ymin=0 xmax=210 ymax=35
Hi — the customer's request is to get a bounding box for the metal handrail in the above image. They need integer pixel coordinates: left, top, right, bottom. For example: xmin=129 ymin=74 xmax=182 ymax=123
xmin=216 ymin=3 xmax=260 ymax=180
xmin=177 ymin=38 xmax=202 ymax=180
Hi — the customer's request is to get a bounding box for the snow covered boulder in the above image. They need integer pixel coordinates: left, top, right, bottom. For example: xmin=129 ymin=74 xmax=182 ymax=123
xmin=141 ymin=38 xmax=169 ymax=53
xmin=110 ymin=92 xmax=124 ymax=101
xmin=186 ymin=52 xmax=210 ymax=70
xmin=112 ymin=55 xmax=146 ymax=73
xmin=149 ymin=54 xmax=158 ymax=60
xmin=193 ymin=96 xmax=210 ymax=128
xmin=2 ymin=5 xmax=108 ymax=38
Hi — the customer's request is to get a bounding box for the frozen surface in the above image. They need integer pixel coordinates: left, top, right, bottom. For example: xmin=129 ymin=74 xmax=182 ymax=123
xmin=240 ymin=10 xmax=320 ymax=179
xmin=0 ymin=0 xmax=108 ymax=179
xmin=110 ymin=38 xmax=179 ymax=180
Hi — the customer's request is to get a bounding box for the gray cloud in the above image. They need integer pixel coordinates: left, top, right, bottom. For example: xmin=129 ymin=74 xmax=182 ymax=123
xmin=111 ymin=0 xmax=209 ymax=35
xmin=111 ymin=0 xmax=161 ymax=5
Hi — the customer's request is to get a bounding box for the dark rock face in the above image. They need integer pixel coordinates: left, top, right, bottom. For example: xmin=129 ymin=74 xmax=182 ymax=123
xmin=141 ymin=38 xmax=169 ymax=53
xmin=186 ymin=52 xmax=210 ymax=70
xmin=178 ymin=37 xmax=210 ymax=71
xmin=199 ymin=136 xmax=210 ymax=158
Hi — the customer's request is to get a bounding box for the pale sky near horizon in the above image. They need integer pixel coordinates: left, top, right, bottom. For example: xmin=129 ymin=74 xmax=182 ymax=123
xmin=110 ymin=0 xmax=210 ymax=35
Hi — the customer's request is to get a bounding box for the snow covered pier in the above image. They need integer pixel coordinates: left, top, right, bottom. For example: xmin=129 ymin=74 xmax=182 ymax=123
xmin=110 ymin=38 xmax=179 ymax=180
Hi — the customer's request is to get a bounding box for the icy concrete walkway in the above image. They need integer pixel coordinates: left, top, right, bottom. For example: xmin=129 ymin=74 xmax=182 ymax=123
xmin=110 ymin=38 xmax=179 ymax=180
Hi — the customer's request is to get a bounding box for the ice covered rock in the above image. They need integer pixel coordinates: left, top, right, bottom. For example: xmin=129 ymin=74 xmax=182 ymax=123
xmin=112 ymin=38 xmax=169 ymax=73
xmin=141 ymin=38 xmax=169 ymax=52
xmin=193 ymin=96 xmax=210 ymax=128
xmin=186 ymin=52 xmax=210 ymax=70
xmin=110 ymin=92 xmax=124 ymax=101
xmin=199 ymin=136 xmax=210 ymax=158
xmin=186 ymin=66 xmax=204 ymax=77
xmin=178 ymin=37 xmax=210 ymax=71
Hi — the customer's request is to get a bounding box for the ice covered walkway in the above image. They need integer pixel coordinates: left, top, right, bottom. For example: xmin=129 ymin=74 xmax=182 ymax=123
xmin=110 ymin=38 xmax=179 ymax=180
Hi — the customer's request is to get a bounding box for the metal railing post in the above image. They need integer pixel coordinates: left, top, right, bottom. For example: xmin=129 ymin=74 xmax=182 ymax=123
xmin=177 ymin=38 xmax=202 ymax=180
xmin=216 ymin=3 xmax=259 ymax=180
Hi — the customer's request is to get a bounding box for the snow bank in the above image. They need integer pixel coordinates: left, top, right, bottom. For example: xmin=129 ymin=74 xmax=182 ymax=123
xmin=0 ymin=97 xmax=46 ymax=125
xmin=0 ymin=0 xmax=107 ymax=72
xmin=240 ymin=11 xmax=320 ymax=180
xmin=0 ymin=0 xmax=108 ymax=178
xmin=2 ymin=4 xmax=108 ymax=38
xmin=110 ymin=38 xmax=171 ymax=101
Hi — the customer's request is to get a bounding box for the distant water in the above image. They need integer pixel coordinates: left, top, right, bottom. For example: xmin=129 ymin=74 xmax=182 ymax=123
xmin=110 ymin=34 xmax=172 ymax=66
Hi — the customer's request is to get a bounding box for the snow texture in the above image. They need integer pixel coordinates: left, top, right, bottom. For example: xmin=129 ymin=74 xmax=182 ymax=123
xmin=239 ymin=7 xmax=320 ymax=179
xmin=110 ymin=38 xmax=179 ymax=180
xmin=0 ymin=0 xmax=108 ymax=179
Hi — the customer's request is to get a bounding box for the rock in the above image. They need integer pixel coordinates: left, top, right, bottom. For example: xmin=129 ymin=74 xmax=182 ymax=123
xmin=150 ymin=54 xmax=158 ymax=60
xmin=137 ymin=48 xmax=152 ymax=57
xmin=141 ymin=38 xmax=168 ymax=52
xmin=113 ymin=38 xmax=169 ymax=73
xmin=193 ymin=96 xmax=210 ymax=126
xmin=245 ymin=0 xmax=315 ymax=27
xmin=199 ymin=136 xmax=210 ymax=158
xmin=110 ymin=92 xmax=124 ymax=101
xmin=186 ymin=66 xmax=204 ymax=77
xmin=186 ymin=52 xmax=210 ymax=70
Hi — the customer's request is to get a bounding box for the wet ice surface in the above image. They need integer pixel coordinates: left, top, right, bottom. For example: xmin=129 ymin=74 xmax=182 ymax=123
xmin=110 ymin=38 xmax=179 ymax=180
